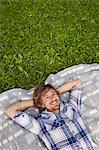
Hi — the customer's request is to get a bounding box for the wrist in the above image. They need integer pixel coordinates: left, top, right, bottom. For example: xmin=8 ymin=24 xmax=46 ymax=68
xmin=73 ymin=80 xmax=81 ymax=88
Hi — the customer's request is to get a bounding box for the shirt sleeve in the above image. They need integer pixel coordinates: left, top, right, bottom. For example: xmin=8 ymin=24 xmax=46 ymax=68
xmin=69 ymin=87 xmax=83 ymax=112
xmin=12 ymin=111 xmax=40 ymax=135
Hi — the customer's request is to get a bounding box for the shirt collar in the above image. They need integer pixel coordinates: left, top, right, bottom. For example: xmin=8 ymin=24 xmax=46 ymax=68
xmin=41 ymin=100 xmax=79 ymax=121
xmin=60 ymin=100 xmax=66 ymax=112
xmin=41 ymin=109 xmax=53 ymax=119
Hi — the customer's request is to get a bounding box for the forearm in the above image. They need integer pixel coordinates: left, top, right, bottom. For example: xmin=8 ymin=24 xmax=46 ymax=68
xmin=5 ymin=100 xmax=34 ymax=119
xmin=57 ymin=80 xmax=81 ymax=94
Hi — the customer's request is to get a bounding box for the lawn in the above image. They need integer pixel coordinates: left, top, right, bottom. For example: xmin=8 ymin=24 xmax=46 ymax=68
xmin=0 ymin=0 xmax=99 ymax=93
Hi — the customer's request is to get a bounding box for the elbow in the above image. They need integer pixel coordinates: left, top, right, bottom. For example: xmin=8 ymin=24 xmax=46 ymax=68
xmin=4 ymin=106 xmax=16 ymax=119
xmin=4 ymin=106 xmax=11 ymax=117
xmin=4 ymin=107 xmax=9 ymax=115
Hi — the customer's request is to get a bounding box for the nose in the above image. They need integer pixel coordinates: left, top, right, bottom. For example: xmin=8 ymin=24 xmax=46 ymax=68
xmin=50 ymin=95 xmax=54 ymax=100
xmin=48 ymin=93 xmax=57 ymax=101
xmin=51 ymin=96 xmax=57 ymax=101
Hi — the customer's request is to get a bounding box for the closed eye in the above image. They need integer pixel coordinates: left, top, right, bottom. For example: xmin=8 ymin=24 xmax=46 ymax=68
xmin=52 ymin=92 xmax=57 ymax=96
xmin=46 ymin=96 xmax=49 ymax=99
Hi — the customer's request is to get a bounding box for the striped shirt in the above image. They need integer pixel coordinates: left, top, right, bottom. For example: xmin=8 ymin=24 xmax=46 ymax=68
xmin=12 ymin=88 xmax=97 ymax=150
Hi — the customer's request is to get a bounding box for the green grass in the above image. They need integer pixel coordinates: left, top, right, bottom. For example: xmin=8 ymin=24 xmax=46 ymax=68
xmin=0 ymin=0 xmax=99 ymax=93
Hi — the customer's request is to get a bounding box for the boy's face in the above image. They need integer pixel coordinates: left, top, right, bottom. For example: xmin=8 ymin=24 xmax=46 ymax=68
xmin=41 ymin=88 xmax=60 ymax=113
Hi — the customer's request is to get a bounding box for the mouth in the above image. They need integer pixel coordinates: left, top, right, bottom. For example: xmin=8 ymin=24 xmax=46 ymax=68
xmin=50 ymin=99 xmax=59 ymax=105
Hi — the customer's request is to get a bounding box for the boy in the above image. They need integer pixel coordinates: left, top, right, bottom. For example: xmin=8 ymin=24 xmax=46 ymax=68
xmin=5 ymin=80 xmax=96 ymax=150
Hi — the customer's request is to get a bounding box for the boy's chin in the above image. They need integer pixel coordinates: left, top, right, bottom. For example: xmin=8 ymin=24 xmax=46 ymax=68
xmin=52 ymin=105 xmax=60 ymax=110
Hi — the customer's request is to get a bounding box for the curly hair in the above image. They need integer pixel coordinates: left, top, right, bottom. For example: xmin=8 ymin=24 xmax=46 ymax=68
xmin=33 ymin=84 xmax=60 ymax=112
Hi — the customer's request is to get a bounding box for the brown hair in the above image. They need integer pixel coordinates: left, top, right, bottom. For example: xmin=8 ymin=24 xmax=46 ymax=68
xmin=33 ymin=84 xmax=60 ymax=112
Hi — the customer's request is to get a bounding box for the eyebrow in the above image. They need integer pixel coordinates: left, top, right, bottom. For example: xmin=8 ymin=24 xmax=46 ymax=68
xmin=45 ymin=91 xmax=56 ymax=97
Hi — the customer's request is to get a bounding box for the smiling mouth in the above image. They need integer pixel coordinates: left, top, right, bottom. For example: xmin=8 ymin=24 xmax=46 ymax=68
xmin=50 ymin=99 xmax=59 ymax=105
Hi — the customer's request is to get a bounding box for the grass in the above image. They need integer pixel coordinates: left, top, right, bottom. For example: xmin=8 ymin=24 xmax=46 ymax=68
xmin=0 ymin=0 xmax=99 ymax=93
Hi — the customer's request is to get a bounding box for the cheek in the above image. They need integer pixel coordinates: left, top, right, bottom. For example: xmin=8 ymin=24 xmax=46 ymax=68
xmin=45 ymin=101 xmax=50 ymax=106
xmin=42 ymin=100 xmax=47 ymax=106
xmin=43 ymin=101 xmax=51 ymax=108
